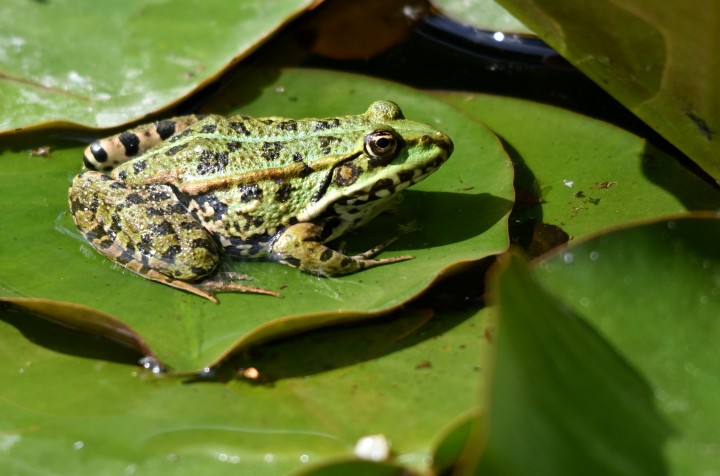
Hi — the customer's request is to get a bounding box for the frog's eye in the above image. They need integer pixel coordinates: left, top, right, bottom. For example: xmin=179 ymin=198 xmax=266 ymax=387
xmin=364 ymin=129 xmax=401 ymax=166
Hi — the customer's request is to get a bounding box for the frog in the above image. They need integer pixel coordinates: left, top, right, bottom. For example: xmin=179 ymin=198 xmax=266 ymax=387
xmin=68 ymin=100 xmax=453 ymax=302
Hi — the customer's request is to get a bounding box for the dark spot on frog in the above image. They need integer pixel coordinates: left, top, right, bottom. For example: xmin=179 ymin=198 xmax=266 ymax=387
xmin=287 ymin=216 xmax=299 ymax=226
xmin=200 ymin=124 xmax=217 ymax=134
xmin=115 ymin=249 xmax=136 ymax=265
xmin=253 ymin=216 xmax=264 ymax=227
xmin=86 ymin=224 xmax=106 ymax=242
xmin=119 ymin=132 xmax=140 ymax=156
xmin=191 ymin=238 xmax=216 ymax=252
xmin=229 ymin=121 xmax=251 ymax=136
xmin=334 ymin=164 xmax=359 ymax=186
xmin=196 ymin=150 xmax=229 ymax=175
xmin=109 ymin=213 xmax=123 ymax=234
xmin=238 ymin=184 xmax=262 ymax=202
xmin=146 ymin=207 xmax=165 ymax=217
xmin=109 ymin=181 xmax=126 ymax=190
xmin=149 ymin=221 xmax=175 ymax=236
xmin=275 ymin=183 xmax=293 ymax=202
xmin=168 ymin=128 xmax=193 ymax=143
xmin=320 ymin=217 xmax=342 ymax=241
xmin=117 ymin=170 xmax=128 ymax=181
xmin=133 ymin=160 xmax=147 ymax=174
xmin=226 ymin=141 xmax=242 ymax=152
xmin=278 ymin=120 xmax=297 ymax=131
xmin=340 ymin=257 xmax=353 ymax=268
xmin=262 ymin=142 xmax=285 ymax=161
xmin=89 ymin=141 xmax=108 ymax=163
xmin=126 ymin=192 xmax=144 ymax=205
xmin=315 ymin=119 xmax=340 ymax=131
xmin=147 ymin=189 xmax=172 ymax=202
xmin=370 ymin=178 xmax=394 ymax=193
xmin=246 ymin=242 xmax=265 ymax=256
xmin=165 ymin=143 xmax=189 ymax=156
xmin=318 ymin=136 xmax=340 ymax=154
xmin=161 ymin=245 xmax=181 ymax=261
xmin=195 ymin=193 xmax=229 ymax=221
xmin=398 ymin=170 xmax=414 ymax=183
xmin=320 ymin=248 xmax=333 ymax=262
xmin=292 ymin=152 xmax=303 ymax=162
xmin=138 ymin=234 xmax=154 ymax=255
xmin=155 ymin=120 xmax=176 ymax=140
xmin=283 ymin=256 xmax=301 ymax=267
xmin=82 ymin=154 xmax=97 ymax=170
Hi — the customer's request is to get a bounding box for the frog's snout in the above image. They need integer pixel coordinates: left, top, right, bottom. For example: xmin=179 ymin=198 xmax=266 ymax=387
xmin=436 ymin=131 xmax=454 ymax=157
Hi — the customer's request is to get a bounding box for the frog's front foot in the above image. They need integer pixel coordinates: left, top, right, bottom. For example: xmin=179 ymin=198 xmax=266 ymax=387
xmin=270 ymin=223 xmax=414 ymax=276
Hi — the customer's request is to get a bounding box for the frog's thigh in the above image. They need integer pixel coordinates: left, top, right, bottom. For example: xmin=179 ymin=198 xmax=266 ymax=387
xmin=69 ymin=172 xmax=220 ymax=282
xmin=82 ymin=114 xmax=207 ymax=171
xmin=270 ymin=222 xmax=413 ymax=276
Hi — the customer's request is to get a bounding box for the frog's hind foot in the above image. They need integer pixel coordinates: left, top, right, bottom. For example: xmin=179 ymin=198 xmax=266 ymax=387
xmin=197 ymin=277 xmax=282 ymax=301
xmin=128 ymin=266 xmax=280 ymax=303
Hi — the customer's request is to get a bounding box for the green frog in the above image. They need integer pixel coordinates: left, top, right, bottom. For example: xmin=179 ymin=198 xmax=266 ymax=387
xmin=68 ymin=101 xmax=453 ymax=302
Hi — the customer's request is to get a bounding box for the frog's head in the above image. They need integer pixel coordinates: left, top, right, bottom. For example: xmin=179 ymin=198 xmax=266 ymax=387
xmin=303 ymin=101 xmax=453 ymax=220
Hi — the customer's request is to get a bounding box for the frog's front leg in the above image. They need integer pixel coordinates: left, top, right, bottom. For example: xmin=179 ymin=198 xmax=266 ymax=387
xmin=82 ymin=115 xmax=205 ymax=171
xmin=270 ymin=222 xmax=414 ymax=276
xmin=69 ymin=172 xmax=275 ymax=302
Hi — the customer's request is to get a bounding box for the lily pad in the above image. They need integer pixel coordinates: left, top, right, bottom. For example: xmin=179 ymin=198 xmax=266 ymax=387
xmin=0 ymin=69 xmax=513 ymax=371
xmin=454 ymin=253 xmax=672 ymax=475
xmin=0 ymin=0 xmax=316 ymax=132
xmin=437 ymin=92 xmax=720 ymax=239
xmin=0 ymin=304 xmax=486 ymax=475
xmin=493 ymin=0 xmax=720 ymax=181
xmin=531 ymin=215 xmax=720 ymax=474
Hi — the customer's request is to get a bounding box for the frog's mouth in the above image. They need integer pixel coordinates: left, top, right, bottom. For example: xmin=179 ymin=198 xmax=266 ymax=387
xmin=334 ymin=154 xmax=447 ymax=207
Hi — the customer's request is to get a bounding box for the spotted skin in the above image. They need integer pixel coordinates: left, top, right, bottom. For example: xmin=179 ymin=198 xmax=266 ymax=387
xmin=68 ymin=101 xmax=453 ymax=302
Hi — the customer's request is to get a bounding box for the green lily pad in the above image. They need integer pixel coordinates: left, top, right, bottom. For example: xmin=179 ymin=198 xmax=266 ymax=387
xmin=0 ymin=69 xmax=513 ymax=371
xmin=531 ymin=215 xmax=720 ymax=474
xmin=456 ymin=253 xmax=672 ymax=475
xmin=0 ymin=304 xmax=485 ymax=475
xmin=0 ymin=0 xmax=316 ymax=132
xmin=437 ymin=92 xmax=720 ymax=239
xmin=493 ymin=0 xmax=720 ymax=181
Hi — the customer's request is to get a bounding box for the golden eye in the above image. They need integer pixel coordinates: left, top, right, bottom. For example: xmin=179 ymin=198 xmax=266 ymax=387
xmin=364 ymin=128 xmax=401 ymax=165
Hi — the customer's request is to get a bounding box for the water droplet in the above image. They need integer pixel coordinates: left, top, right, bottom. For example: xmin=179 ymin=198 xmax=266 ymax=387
xmin=667 ymin=220 xmax=676 ymax=230
xmin=218 ymin=453 xmax=228 ymax=462
xmin=563 ymin=252 xmax=574 ymax=264
xmin=124 ymin=464 xmax=137 ymax=474
xmin=493 ymin=31 xmax=505 ymax=42
xmin=139 ymin=356 xmax=164 ymax=374
xmin=18 ymin=368 xmax=24 ymax=374
xmin=354 ymin=434 xmax=391 ymax=462
xmin=562 ymin=179 xmax=574 ymax=188
xmin=300 ymin=454 xmax=310 ymax=463
xmin=264 ymin=453 xmax=275 ymax=463
xmin=73 ymin=440 xmax=84 ymax=450
xmin=589 ymin=251 xmax=600 ymax=261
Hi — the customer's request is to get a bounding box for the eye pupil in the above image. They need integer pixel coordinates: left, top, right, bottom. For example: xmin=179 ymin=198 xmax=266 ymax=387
xmin=375 ymin=137 xmax=391 ymax=149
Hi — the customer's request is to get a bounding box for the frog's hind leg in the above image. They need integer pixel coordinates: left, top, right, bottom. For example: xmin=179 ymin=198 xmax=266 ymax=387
xmin=69 ymin=171 xmax=277 ymax=302
xmin=82 ymin=115 xmax=206 ymax=171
